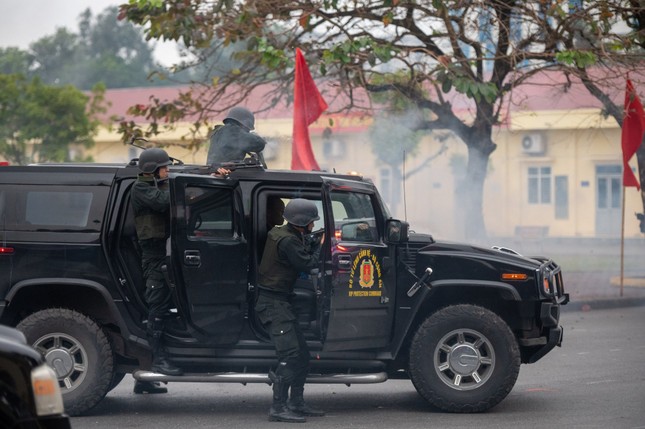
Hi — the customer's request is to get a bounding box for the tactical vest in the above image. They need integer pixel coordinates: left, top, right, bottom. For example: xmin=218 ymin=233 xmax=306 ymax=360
xmin=131 ymin=176 xmax=168 ymax=243
xmin=258 ymin=226 xmax=301 ymax=293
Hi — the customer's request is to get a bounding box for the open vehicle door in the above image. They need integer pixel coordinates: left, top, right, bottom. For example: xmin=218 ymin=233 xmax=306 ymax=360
xmin=320 ymin=177 xmax=396 ymax=351
xmin=169 ymin=174 xmax=248 ymax=344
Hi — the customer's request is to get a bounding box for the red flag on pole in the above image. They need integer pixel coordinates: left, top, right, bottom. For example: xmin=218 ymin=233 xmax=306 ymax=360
xmin=621 ymin=78 xmax=645 ymax=190
xmin=291 ymin=48 xmax=328 ymax=171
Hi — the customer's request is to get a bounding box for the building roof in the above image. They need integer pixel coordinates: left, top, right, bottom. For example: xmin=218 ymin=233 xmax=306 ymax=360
xmin=100 ymin=70 xmax=642 ymax=132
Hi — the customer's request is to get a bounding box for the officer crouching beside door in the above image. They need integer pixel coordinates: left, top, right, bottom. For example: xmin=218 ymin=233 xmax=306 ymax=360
xmin=255 ymin=199 xmax=325 ymax=423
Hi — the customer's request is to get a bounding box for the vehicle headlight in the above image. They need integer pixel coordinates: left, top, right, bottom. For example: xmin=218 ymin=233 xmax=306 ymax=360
xmin=31 ymin=363 xmax=65 ymax=416
xmin=542 ymin=270 xmax=553 ymax=295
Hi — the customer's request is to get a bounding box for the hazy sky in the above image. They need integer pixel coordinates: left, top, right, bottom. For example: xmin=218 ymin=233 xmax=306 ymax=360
xmin=0 ymin=0 xmax=178 ymax=65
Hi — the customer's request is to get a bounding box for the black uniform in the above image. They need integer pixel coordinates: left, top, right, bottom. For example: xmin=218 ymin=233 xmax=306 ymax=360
xmin=131 ymin=175 xmax=171 ymax=320
xmin=130 ymin=174 xmax=181 ymax=376
xmin=206 ymin=122 xmax=266 ymax=166
xmin=255 ymin=224 xmax=321 ymax=406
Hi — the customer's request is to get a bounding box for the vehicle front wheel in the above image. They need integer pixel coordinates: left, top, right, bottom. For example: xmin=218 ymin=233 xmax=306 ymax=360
xmin=17 ymin=308 xmax=114 ymax=416
xmin=409 ymin=304 xmax=520 ymax=413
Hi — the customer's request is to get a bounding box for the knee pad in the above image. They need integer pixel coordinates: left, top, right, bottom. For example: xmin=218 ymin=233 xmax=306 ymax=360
xmin=274 ymin=361 xmax=297 ymax=384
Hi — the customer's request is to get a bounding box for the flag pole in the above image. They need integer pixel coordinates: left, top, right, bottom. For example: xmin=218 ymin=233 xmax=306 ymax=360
xmin=620 ymin=189 xmax=625 ymax=297
xmin=620 ymin=76 xmax=645 ymax=298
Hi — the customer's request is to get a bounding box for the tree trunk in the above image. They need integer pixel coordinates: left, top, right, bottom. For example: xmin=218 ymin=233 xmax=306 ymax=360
xmin=461 ymin=140 xmax=494 ymax=242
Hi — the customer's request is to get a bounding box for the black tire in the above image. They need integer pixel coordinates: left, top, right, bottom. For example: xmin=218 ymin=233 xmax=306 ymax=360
xmin=17 ymin=308 xmax=114 ymax=416
xmin=409 ymin=304 xmax=520 ymax=413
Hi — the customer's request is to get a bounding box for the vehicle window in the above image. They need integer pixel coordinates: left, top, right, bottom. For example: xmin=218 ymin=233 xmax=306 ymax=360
xmin=26 ymin=191 xmax=93 ymax=227
xmin=6 ymin=186 xmax=108 ymax=232
xmin=330 ymin=191 xmax=379 ymax=242
xmin=185 ymin=186 xmax=234 ymax=239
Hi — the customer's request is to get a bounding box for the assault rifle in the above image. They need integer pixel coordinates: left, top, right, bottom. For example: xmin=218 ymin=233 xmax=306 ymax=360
xmin=126 ymin=136 xmax=185 ymax=167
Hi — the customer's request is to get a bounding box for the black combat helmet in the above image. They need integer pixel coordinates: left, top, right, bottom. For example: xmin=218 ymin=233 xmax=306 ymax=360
xmin=138 ymin=148 xmax=171 ymax=174
xmin=224 ymin=107 xmax=255 ymax=130
xmin=283 ymin=199 xmax=320 ymax=227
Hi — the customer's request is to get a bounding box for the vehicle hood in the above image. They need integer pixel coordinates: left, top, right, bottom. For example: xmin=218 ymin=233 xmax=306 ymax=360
xmin=417 ymin=240 xmax=545 ymax=270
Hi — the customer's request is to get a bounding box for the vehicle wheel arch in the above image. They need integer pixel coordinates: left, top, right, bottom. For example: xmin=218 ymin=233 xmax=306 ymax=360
xmin=396 ymin=282 xmax=522 ymax=362
xmin=4 ymin=279 xmax=134 ymax=344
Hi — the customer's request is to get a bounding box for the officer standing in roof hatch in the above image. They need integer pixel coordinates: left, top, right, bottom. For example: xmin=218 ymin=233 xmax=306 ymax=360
xmin=207 ymin=107 xmax=267 ymax=167
xmin=130 ymin=148 xmax=184 ymax=394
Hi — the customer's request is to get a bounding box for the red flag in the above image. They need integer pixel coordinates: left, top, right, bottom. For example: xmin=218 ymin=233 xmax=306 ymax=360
xmin=621 ymin=78 xmax=645 ymax=190
xmin=291 ymin=48 xmax=327 ymax=170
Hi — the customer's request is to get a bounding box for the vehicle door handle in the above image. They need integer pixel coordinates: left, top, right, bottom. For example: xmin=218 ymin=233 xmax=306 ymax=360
xmin=337 ymin=254 xmax=352 ymax=269
xmin=184 ymin=250 xmax=201 ymax=266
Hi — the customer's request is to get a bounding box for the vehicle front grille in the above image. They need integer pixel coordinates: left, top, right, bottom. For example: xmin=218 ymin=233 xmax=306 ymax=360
xmin=544 ymin=260 xmax=565 ymax=298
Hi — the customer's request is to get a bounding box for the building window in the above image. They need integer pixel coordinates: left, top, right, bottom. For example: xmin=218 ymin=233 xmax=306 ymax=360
xmin=596 ymin=165 xmax=622 ymax=210
xmin=322 ymin=139 xmax=345 ymax=158
xmin=555 ymin=175 xmax=568 ymax=219
xmin=528 ymin=166 xmax=552 ymax=204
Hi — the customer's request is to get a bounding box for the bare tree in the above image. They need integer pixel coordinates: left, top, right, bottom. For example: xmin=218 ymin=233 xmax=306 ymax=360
xmin=120 ymin=0 xmax=645 ymax=239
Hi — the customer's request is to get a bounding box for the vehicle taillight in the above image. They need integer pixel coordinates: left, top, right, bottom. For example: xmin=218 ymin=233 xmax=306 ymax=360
xmin=31 ymin=364 xmax=65 ymax=416
xmin=0 ymin=247 xmax=14 ymax=254
xmin=0 ymin=161 xmax=8 ymax=166
xmin=334 ymin=229 xmax=342 ymax=240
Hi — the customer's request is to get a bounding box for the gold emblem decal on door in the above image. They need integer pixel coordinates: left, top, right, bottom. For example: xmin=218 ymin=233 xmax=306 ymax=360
xmin=348 ymin=249 xmax=382 ymax=297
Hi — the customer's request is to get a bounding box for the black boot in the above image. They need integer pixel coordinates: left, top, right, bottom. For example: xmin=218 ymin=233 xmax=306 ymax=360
xmin=133 ymin=380 xmax=168 ymax=394
xmin=151 ymin=355 xmax=183 ymax=376
xmin=268 ymin=377 xmax=306 ymax=423
xmin=149 ymin=331 xmax=183 ymax=376
xmin=288 ymin=386 xmax=325 ymax=417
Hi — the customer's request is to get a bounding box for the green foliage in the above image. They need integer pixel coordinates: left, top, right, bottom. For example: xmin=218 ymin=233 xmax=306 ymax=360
xmin=437 ymin=69 xmax=498 ymax=104
xmin=369 ymin=72 xmax=421 ymax=111
xmin=555 ymin=50 xmax=599 ymax=68
xmin=119 ymin=0 xmax=223 ymax=46
xmin=0 ymin=7 xmax=158 ymax=90
xmin=0 ymin=75 xmax=101 ymax=164
xmin=321 ymin=38 xmax=395 ymax=72
xmin=0 ymin=48 xmax=32 ymax=75
xmin=256 ymin=38 xmax=290 ymax=69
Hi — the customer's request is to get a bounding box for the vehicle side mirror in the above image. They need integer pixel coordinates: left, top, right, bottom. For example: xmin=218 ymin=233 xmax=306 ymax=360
xmin=386 ymin=219 xmax=409 ymax=243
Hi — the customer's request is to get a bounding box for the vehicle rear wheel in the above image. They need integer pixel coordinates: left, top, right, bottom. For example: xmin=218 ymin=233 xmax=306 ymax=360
xmin=409 ymin=304 xmax=520 ymax=413
xmin=17 ymin=308 xmax=114 ymax=416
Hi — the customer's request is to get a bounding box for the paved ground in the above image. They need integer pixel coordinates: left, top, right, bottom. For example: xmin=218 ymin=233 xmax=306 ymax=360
xmin=488 ymin=236 xmax=645 ymax=311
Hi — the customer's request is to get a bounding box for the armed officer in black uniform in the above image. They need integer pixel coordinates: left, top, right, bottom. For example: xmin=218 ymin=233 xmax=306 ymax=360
xmin=131 ymin=148 xmax=184 ymax=385
xmin=207 ymin=107 xmax=267 ymax=167
xmin=255 ymin=199 xmax=325 ymax=423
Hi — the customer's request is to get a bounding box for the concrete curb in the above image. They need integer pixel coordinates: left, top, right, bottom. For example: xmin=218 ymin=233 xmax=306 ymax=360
xmin=562 ymin=296 xmax=645 ymax=312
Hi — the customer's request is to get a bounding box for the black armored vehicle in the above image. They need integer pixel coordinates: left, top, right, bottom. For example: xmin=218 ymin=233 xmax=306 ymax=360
xmin=0 ymin=159 xmax=568 ymax=415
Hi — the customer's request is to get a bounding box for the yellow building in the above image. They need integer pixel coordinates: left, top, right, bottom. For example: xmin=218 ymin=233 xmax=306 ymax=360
xmin=10 ymin=80 xmax=643 ymax=242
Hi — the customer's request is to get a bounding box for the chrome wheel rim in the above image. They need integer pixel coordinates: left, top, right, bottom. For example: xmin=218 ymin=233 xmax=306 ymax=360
xmin=434 ymin=328 xmax=495 ymax=391
xmin=33 ymin=332 xmax=88 ymax=393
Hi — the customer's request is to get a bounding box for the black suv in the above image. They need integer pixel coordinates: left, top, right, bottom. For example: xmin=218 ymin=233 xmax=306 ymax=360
xmin=0 ymin=324 xmax=72 ymax=428
xmin=0 ymin=160 xmax=568 ymax=416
